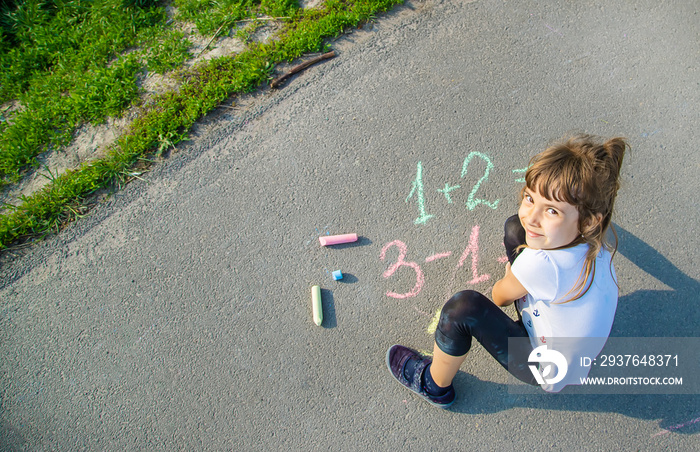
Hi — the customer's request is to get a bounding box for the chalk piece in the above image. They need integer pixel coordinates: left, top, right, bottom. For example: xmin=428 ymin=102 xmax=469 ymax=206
xmin=332 ymin=270 xmax=343 ymax=280
xmin=319 ymin=233 xmax=358 ymax=246
xmin=311 ymin=285 xmax=323 ymax=326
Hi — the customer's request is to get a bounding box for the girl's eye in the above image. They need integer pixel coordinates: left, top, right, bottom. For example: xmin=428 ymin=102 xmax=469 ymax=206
xmin=523 ymin=193 xmax=533 ymax=203
xmin=547 ymin=208 xmax=558 ymax=215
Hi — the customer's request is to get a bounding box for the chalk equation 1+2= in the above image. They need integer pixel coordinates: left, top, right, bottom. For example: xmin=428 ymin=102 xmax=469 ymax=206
xmin=405 ymin=152 xmax=527 ymax=225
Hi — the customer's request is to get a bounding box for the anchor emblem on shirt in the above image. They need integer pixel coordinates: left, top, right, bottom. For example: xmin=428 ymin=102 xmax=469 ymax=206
xmin=540 ymin=336 xmax=547 ymax=343
xmin=527 ymin=320 xmax=533 ymax=328
xmin=533 ymin=309 xmax=540 ymax=317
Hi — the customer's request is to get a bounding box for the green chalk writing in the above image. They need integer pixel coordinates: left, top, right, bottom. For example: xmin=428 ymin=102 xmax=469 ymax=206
xmin=406 ymin=161 xmax=435 ymax=225
xmin=437 ymin=183 xmax=461 ymax=204
xmin=513 ymin=167 xmax=527 ymax=183
xmin=461 ymin=151 xmax=500 ymax=210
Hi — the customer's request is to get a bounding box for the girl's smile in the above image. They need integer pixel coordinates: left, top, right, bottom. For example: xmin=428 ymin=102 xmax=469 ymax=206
xmin=518 ymin=187 xmax=580 ymax=250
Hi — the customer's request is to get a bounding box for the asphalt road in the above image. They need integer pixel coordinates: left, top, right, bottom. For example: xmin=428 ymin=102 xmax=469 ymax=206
xmin=1 ymin=0 xmax=699 ymax=450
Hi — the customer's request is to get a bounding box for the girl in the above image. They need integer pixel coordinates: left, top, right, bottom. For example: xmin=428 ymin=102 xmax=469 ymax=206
xmin=387 ymin=134 xmax=628 ymax=407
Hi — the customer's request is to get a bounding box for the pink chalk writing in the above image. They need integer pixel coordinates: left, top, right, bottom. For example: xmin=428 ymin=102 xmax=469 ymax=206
xmin=380 ymin=240 xmax=425 ymax=299
xmin=455 ymin=225 xmax=490 ymax=285
xmin=425 ymin=252 xmax=453 ymax=263
xmin=380 ymin=225 xmax=494 ymax=300
xmin=651 ymin=416 xmax=700 ymax=437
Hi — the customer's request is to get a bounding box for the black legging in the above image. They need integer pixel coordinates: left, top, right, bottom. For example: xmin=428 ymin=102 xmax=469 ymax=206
xmin=434 ymin=215 xmax=539 ymax=385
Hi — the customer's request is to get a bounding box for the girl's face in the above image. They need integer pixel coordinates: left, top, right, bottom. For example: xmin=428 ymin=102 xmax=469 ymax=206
xmin=519 ymin=187 xmax=580 ymax=250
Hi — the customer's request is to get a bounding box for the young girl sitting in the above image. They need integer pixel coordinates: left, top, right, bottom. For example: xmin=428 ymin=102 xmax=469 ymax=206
xmin=387 ymin=133 xmax=628 ymax=407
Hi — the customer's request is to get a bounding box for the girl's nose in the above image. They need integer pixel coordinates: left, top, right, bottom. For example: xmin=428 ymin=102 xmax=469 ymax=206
xmin=525 ymin=210 xmax=541 ymax=227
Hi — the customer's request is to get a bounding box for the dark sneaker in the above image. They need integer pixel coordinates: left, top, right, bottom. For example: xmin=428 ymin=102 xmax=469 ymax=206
xmin=386 ymin=344 xmax=455 ymax=408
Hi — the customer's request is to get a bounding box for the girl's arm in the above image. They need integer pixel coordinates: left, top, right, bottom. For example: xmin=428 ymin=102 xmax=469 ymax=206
xmin=491 ymin=262 xmax=528 ymax=306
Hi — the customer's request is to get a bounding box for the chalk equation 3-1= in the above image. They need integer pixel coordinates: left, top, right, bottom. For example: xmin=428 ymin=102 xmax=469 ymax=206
xmin=380 ymin=225 xmax=499 ymax=299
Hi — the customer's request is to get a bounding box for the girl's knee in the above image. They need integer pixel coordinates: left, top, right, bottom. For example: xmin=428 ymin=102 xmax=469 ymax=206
xmin=436 ymin=290 xmax=490 ymax=352
xmin=504 ymin=215 xmax=524 ymax=243
xmin=503 ymin=215 xmax=525 ymax=263
xmin=441 ymin=290 xmax=488 ymax=322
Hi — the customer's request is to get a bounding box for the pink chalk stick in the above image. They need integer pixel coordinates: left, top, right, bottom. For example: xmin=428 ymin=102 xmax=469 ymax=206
xmin=319 ymin=233 xmax=358 ymax=246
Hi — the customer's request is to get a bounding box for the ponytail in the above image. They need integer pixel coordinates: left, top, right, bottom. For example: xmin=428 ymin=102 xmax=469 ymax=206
xmin=603 ymin=137 xmax=626 ymax=176
xmin=595 ymin=136 xmax=627 ymax=234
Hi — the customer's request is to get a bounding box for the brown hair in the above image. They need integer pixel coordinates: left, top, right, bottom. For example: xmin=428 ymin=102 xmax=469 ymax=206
xmin=523 ymin=133 xmax=628 ymax=302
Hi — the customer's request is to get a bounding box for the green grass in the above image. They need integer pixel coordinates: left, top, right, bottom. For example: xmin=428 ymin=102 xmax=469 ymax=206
xmin=0 ymin=0 xmax=404 ymax=250
xmin=0 ymin=1 xmax=162 ymax=182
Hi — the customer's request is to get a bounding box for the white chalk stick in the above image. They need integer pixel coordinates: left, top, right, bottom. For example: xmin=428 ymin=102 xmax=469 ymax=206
xmin=311 ymin=285 xmax=323 ymax=326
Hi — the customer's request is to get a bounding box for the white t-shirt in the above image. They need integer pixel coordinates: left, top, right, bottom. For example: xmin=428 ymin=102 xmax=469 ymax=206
xmin=512 ymin=244 xmax=618 ymax=392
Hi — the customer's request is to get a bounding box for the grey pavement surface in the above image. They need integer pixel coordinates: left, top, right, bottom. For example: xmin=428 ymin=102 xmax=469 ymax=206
xmin=2 ymin=0 xmax=699 ymax=450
